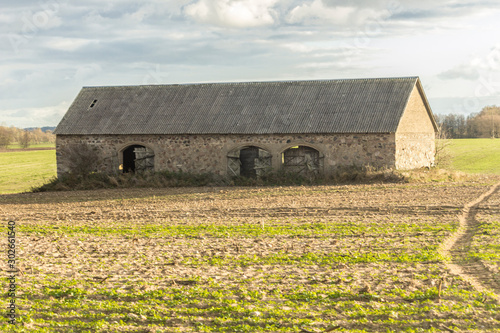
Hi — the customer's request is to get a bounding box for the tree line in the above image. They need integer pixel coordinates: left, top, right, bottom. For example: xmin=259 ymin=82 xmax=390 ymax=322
xmin=435 ymin=105 xmax=500 ymax=139
xmin=0 ymin=126 xmax=55 ymax=148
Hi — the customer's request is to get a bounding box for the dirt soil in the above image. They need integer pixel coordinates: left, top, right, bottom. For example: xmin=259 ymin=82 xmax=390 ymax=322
xmin=1 ymin=182 xmax=500 ymax=332
xmin=441 ymin=182 xmax=500 ymax=301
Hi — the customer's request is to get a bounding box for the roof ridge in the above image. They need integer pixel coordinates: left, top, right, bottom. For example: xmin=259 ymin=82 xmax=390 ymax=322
xmin=82 ymin=76 xmax=419 ymax=89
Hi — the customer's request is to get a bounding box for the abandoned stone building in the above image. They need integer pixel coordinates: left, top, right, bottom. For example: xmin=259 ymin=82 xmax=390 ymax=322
xmin=54 ymin=77 xmax=438 ymax=178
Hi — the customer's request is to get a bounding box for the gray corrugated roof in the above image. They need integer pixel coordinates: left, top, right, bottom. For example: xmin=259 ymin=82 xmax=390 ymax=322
xmin=55 ymin=77 xmax=426 ymax=135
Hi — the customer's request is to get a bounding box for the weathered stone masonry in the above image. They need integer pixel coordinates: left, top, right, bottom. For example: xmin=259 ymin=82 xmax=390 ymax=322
xmin=56 ymin=133 xmax=398 ymax=177
xmin=395 ymin=133 xmax=435 ymax=170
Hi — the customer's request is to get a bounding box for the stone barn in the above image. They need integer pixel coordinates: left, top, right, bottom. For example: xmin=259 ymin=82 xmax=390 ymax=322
xmin=54 ymin=77 xmax=438 ymax=178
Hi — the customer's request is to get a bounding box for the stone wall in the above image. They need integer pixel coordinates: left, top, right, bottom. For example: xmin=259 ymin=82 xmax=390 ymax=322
xmin=395 ymin=133 xmax=435 ymax=170
xmin=56 ymin=133 xmax=397 ymax=177
xmin=394 ymin=83 xmax=436 ymax=169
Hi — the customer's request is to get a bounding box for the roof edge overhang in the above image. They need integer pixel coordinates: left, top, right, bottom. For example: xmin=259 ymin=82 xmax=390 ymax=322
xmin=415 ymin=78 xmax=439 ymax=133
xmin=53 ymin=87 xmax=86 ymax=135
xmin=55 ymin=132 xmax=396 ymax=136
xmin=79 ymin=76 xmax=421 ymax=90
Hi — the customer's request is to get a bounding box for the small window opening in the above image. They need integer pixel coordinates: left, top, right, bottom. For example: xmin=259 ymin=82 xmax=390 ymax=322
xmin=89 ymin=99 xmax=98 ymax=108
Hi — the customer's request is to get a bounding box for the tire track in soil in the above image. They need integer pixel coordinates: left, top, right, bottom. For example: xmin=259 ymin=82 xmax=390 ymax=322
xmin=440 ymin=181 xmax=500 ymax=302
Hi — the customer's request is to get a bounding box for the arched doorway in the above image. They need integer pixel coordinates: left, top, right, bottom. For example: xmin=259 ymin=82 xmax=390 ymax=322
xmin=227 ymin=146 xmax=272 ymax=178
xmin=122 ymin=145 xmax=155 ymax=173
xmin=282 ymin=146 xmax=322 ymax=175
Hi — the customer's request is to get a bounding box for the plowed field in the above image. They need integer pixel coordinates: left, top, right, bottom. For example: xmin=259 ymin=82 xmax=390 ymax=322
xmin=1 ymin=182 xmax=499 ymax=332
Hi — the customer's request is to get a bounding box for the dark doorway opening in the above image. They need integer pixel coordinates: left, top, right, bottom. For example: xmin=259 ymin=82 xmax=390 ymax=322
xmin=240 ymin=147 xmax=259 ymax=178
xmin=122 ymin=145 xmax=154 ymax=173
xmin=227 ymin=146 xmax=272 ymax=178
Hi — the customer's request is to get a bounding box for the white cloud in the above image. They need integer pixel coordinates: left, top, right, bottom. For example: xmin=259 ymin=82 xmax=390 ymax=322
xmin=287 ymin=1 xmax=354 ymax=24
xmin=438 ymin=64 xmax=481 ymax=81
xmin=2 ymin=101 xmax=69 ymax=128
xmin=0 ymin=13 xmax=16 ymax=24
xmin=287 ymin=0 xmax=385 ymax=25
xmin=439 ymin=45 xmax=500 ymax=81
xmin=30 ymin=9 xmax=63 ymax=30
xmin=11 ymin=7 xmax=64 ymax=34
xmin=74 ymin=63 xmax=102 ymax=82
xmin=45 ymin=37 xmax=97 ymax=51
xmin=164 ymin=31 xmax=203 ymax=40
xmin=281 ymin=42 xmax=313 ymax=53
xmin=123 ymin=4 xmax=157 ymax=23
xmin=298 ymin=61 xmax=341 ymax=69
xmin=279 ymin=41 xmax=345 ymax=57
xmin=82 ymin=9 xmax=106 ymax=24
xmin=184 ymin=0 xmax=279 ymax=28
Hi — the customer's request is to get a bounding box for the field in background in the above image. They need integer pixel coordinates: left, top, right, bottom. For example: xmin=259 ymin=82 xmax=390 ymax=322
xmin=0 ymin=139 xmax=499 ymax=194
xmin=0 ymin=150 xmax=56 ymax=194
xmin=441 ymin=139 xmax=500 ymax=174
xmin=6 ymin=143 xmax=55 ymax=150
xmin=0 ymin=183 xmax=499 ymax=332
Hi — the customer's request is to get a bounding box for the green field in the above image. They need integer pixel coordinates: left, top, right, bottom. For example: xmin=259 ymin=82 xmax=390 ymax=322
xmin=0 ymin=139 xmax=499 ymax=194
xmin=6 ymin=143 xmax=55 ymax=150
xmin=441 ymin=138 xmax=500 ymax=174
xmin=0 ymin=149 xmax=56 ymax=194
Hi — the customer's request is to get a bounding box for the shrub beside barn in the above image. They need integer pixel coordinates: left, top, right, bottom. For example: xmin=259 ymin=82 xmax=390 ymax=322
xmin=54 ymin=77 xmax=437 ymax=178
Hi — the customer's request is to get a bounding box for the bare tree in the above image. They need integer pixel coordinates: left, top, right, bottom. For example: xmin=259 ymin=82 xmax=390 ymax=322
xmin=0 ymin=126 xmax=20 ymax=148
xmin=20 ymin=130 xmax=31 ymax=149
xmin=43 ymin=130 xmax=56 ymax=143
xmin=0 ymin=127 xmax=12 ymax=148
xmin=466 ymin=106 xmax=500 ymax=138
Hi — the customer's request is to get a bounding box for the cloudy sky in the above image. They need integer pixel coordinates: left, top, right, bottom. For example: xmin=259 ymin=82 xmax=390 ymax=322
xmin=1 ymin=0 xmax=500 ymax=128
